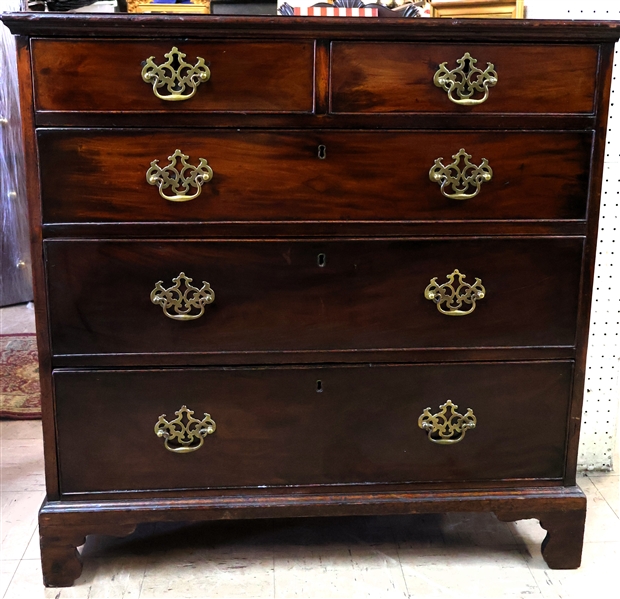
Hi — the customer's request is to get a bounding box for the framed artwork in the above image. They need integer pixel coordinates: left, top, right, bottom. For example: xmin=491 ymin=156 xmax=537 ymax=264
xmin=127 ymin=0 xmax=211 ymax=13
xmin=430 ymin=0 xmax=524 ymax=18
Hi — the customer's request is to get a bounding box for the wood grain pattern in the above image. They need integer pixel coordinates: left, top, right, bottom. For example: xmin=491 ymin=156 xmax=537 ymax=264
xmin=34 ymin=112 xmax=598 ymax=130
xmin=331 ymin=43 xmax=599 ymax=114
xmin=565 ymin=41 xmax=617 ymax=485
xmin=4 ymin=14 xmax=620 ymax=42
xmin=40 ymin=221 xmax=590 ymax=243
xmin=37 ymin=484 xmax=588 ymax=584
xmin=38 ymin=130 xmax=592 ymax=223
xmin=44 ymin=238 xmax=584 ymax=359
xmin=14 ymin=36 xmax=61 ymax=499
xmin=39 ymin=522 xmax=136 ymax=587
xmin=40 ymin=485 xmax=588 ymax=518
xmin=31 ymin=40 xmax=314 ymax=113
xmin=496 ymin=506 xmax=587 ymax=569
xmin=54 ymin=362 xmax=572 ymax=494
xmin=3 ymin=12 xmax=616 ymax=582
xmin=39 ymin=529 xmax=84 ymax=588
xmin=50 ymin=348 xmax=576 ymax=370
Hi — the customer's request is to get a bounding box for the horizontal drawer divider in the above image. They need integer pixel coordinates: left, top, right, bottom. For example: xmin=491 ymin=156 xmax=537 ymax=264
xmin=51 ymin=348 xmax=577 ymax=369
xmin=34 ymin=114 xmax=598 ymax=130
xmin=52 ymin=357 xmax=577 ymax=373
xmin=42 ymin=222 xmax=590 ymax=239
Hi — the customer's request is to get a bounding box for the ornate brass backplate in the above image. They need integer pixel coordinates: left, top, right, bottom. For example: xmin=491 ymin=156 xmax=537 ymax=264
xmin=154 ymin=405 xmax=216 ymax=453
xmin=433 ymin=52 xmax=498 ymax=105
xmin=418 ymin=400 xmax=477 ymax=445
xmin=141 ymin=46 xmax=210 ymax=101
xmin=146 ymin=149 xmax=213 ymax=202
xmin=429 ymin=148 xmax=493 ymax=201
xmin=150 ymin=272 xmax=215 ymax=321
xmin=424 ymin=269 xmax=485 ymax=316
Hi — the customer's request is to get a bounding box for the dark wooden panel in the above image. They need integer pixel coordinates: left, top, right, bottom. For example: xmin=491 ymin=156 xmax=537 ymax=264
xmin=45 ymin=238 xmax=583 ymax=358
xmin=4 ymin=14 xmax=620 ymax=42
xmin=38 ymin=130 xmax=592 ymax=223
xmin=36 ymin=485 xmax=587 ymax=586
xmin=50 ymin=348 xmax=576 ymax=369
xmin=41 ymin=221 xmax=589 ymax=241
xmin=54 ymin=362 xmax=572 ymax=493
xmin=566 ymin=41 xmax=617 ymax=485
xmin=33 ymin=112 xmax=598 ymax=130
xmin=331 ymin=44 xmax=598 ymax=114
xmin=14 ymin=36 xmax=61 ymax=500
xmin=31 ymin=40 xmax=314 ymax=113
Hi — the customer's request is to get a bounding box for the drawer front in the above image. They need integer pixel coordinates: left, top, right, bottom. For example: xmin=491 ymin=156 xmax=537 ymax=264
xmin=38 ymin=130 xmax=591 ymax=223
xmin=31 ymin=40 xmax=314 ymax=113
xmin=55 ymin=362 xmax=572 ymax=494
xmin=331 ymin=43 xmax=598 ymax=114
xmin=45 ymin=238 xmax=583 ymax=358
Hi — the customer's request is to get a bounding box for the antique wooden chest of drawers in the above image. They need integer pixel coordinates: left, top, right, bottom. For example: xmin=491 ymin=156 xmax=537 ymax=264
xmin=2 ymin=12 xmax=619 ymax=587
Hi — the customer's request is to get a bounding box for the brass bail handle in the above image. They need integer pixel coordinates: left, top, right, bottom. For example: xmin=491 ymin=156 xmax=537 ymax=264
xmin=141 ymin=46 xmax=211 ymax=102
xmin=429 ymin=148 xmax=492 ymax=201
xmin=154 ymin=405 xmax=216 ymax=454
xmin=424 ymin=269 xmax=485 ymax=316
xmin=146 ymin=149 xmax=213 ymax=202
xmin=151 ymin=272 xmax=215 ymax=321
xmin=433 ymin=52 xmax=498 ymax=106
xmin=418 ymin=400 xmax=477 ymax=445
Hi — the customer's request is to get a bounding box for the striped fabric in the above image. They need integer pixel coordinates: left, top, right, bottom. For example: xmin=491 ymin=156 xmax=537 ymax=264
xmin=293 ymin=7 xmax=379 ymax=17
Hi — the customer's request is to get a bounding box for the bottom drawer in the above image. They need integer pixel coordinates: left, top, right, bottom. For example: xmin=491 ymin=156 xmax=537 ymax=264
xmin=54 ymin=362 xmax=572 ymax=495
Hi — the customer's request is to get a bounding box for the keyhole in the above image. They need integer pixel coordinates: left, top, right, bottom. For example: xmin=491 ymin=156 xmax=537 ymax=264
xmin=316 ymin=380 xmax=323 ymax=392
xmin=317 ymin=253 xmax=327 ymax=267
xmin=318 ymin=145 xmax=327 ymax=160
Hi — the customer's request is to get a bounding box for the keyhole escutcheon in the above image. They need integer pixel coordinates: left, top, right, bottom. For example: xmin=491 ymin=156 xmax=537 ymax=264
xmin=318 ymin=144 xmax=327 ymax=160
xmin=317 ymin=253 xmax=327 ymax=267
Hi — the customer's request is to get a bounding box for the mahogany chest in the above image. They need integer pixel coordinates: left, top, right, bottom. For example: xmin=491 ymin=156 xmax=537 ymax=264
xmin=2 ymin=12 xmax=619 ymax=587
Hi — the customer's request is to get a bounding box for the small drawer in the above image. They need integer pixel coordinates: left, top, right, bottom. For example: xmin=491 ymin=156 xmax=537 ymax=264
xmin=55 ymin=361 xmax=572 ymax=494
xmin=31 ymin=40 xmax=314 ymax=113
xmin=38 ymin=129 xmax=591 ymax=223
xmin=45 ymin=237 xmax=583 ymax=359
xmin=331 ymin=43 xmax=598 ymax=114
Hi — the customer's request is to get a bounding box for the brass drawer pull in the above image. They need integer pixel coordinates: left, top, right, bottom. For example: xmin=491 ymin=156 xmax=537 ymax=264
xmin=146 ymin=149 xmax=213 ymax=202
xmin=433 ymin=52 xmax=497 ymax=106
xmin=151 ymin=272 xmax=215 ymax=321
xmin=418 ymin=400 xmax=476 ymax=445
xmin=429 ymin=148 xmax=492 ymax=201
xmin=155 ymin=405 xmax=216 ymax=454
xmin=424 ymin=269 xmax=485 ymax=316
xmin=141 ymin=46 xmax=210 ymax=101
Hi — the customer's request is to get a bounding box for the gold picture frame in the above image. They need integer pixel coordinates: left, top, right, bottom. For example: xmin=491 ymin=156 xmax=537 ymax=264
xmin=127 ymin=0 xmax=211 ymax=13
xmin=430 ymin=0 xmax=524 ymax=19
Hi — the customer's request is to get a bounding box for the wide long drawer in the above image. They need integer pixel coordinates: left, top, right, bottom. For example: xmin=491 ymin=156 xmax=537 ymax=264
xmin=31 ymin=40 xmax=314 ymax=113
xmin=331 ymin=43 xmax=598 ymax=114
xmin=54 ymin=362 xmax=572 ymax=495
xmin=38 ymin=130 xmax=592 ymax=223
xmin=45 ymin=238 xmax=583 ymax=359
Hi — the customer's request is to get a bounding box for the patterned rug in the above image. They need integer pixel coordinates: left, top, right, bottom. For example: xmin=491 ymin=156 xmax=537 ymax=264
xmin=0 ymin=334 xmax=41 ymax=419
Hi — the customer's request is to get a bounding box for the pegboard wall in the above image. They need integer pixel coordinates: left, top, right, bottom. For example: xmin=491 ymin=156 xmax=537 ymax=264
xmin=526 ymin=0 xmax=620 ymax=470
